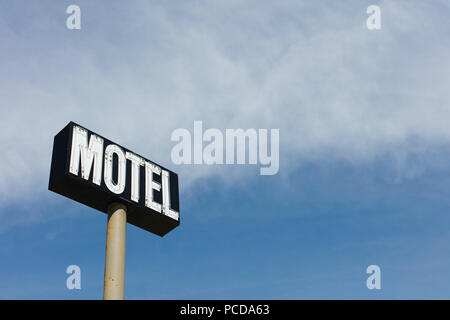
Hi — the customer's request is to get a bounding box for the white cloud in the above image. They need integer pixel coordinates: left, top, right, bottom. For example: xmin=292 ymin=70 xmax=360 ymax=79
xmin=0 ymin=1 xmax=449 ymax=207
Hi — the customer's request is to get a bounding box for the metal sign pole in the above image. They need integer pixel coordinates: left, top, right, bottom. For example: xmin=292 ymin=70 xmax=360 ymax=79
xmin=103 ymin=202 xmax=127 ymax=300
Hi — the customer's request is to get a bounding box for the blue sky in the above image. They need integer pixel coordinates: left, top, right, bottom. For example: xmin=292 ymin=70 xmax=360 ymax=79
xmin=1 ymin=1 xmax=450 ymax=299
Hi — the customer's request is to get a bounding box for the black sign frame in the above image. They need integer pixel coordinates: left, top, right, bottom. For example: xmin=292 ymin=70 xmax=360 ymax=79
xmin=49 ymin=122 xmax=180 ymax=237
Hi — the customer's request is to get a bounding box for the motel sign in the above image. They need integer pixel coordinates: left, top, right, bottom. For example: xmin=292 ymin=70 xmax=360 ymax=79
xmin=49 ymin=122 xmax=180 ymax=237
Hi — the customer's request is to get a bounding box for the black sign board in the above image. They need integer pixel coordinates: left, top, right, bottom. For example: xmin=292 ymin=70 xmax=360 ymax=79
xmin=49 ymin=122 xmax=180 ymax=236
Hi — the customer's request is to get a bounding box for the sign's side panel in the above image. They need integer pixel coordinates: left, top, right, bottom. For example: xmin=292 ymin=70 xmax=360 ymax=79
xmin=48 ymin=123 xmax=72 ymax=192
xmin=170 ymin=172 xmax=180 ymax=216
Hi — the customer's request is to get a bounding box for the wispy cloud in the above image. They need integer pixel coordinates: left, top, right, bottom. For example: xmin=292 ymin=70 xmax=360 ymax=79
xmin=0 ymin=0 xmax=449 ymax=207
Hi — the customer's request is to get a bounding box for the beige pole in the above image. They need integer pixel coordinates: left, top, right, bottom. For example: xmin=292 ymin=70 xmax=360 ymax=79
xmin=103 ymin=202 xmax=127 ymax=300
